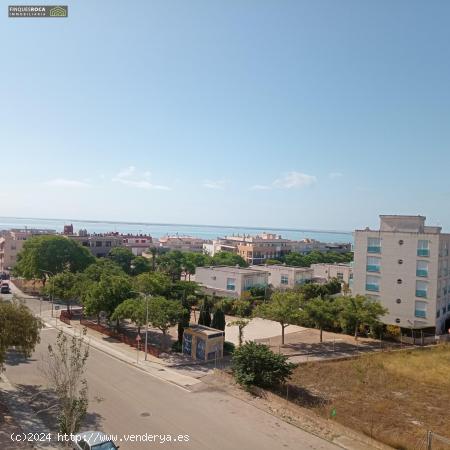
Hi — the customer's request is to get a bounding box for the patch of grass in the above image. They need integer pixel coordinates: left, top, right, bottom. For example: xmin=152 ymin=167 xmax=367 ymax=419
xmin=289 ymin=344 xmax=450 ymax=449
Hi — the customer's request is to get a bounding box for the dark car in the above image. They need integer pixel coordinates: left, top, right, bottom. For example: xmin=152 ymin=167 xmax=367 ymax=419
xmin=0 ymin=283 xmax=10 ymax=294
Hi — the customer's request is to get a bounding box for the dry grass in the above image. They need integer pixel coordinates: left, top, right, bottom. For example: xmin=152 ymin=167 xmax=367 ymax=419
xmin=288 ymin=344 xmax=450 ymax=449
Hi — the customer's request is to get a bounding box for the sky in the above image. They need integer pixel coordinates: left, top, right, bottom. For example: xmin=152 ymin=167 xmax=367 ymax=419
xmin=1 ymin=0 xmax=450 ymax=231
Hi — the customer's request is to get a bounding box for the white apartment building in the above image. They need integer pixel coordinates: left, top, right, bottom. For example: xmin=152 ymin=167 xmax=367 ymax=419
xmin=311 ymin=263 xmax=353 ymax=285
xmin=353 ymin=215 xmax=450 ymax=334
xmin=195 ymin=266 xmax=269 ymax=298
xmin=158 ymin=235 xmax=206 ymax=253
xmin=0 ymin=229 xmax=56 ymax=271
xmin=122 ymin=234 xmax=153 ymax=256
xmin=250 ymin=264 xmax=313 ymax=289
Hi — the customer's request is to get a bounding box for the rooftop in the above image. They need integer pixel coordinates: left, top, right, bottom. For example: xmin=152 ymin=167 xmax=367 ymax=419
xmin=197 ymin=265 xmax=266 ymax=275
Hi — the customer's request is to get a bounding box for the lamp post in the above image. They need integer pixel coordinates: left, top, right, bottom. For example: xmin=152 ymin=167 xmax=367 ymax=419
xmin=131 ymin=290 xmax=151 ymax=361
xmin=39 ymin=269 xmax=54 ymax=318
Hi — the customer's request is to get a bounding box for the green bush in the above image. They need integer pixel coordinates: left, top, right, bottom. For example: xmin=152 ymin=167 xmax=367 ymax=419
xmin=221 ymin=298 xmax=235 ymax=315
xmin=223 ymin=341 xmax=235 ymax=355
xmin=231 ymin=341 xmax=296 ymax=388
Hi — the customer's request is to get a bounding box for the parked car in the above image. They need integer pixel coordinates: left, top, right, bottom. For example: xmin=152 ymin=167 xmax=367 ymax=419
xmin=0 ymin=282 xmax=10 ymax=294
xmin=72 ymin=431 xmax=119 ymax=450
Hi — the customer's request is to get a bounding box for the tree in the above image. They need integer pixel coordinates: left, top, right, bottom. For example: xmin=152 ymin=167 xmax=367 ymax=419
xmin=232 ymin=342 xmax=296 ymax=388
xmin=0 ymin=299 xmax=42 ymax=370
xmin=107 ymin=247 xmax=134 ymax=274
xmin=211 ymin=307 xmax=226 ymax=331
xmin=147 ymin=297 xmax=186 ymax=348
xmin=44 ymin=271 xmax=79 ymax=314
xmin=254 ymin=291 xmax=303 ymax=344
xmin=135 ymin=272 xmax=172 ymax=297
xmin=157 ymin=250 xmax=186 ymax=281
xmin=198 ymin=298 xmax=211 ymax=327
xmin=83 ymin=274 xmax=133 ymax=325
xmin=111 ymin=297 xmax=147 ymax=334
xmin=82 ymin=258 xmax=126 ymax=281
xmin=211 ymin=251 xmax=248 ymax=267
xmin=227 ymin=319 xmax=250 ymax=347
xmin=14 ymin=235 xmax=94 ymax=283
xmin=337 ymin=295 xmax=388 ymax=339
xmin=42 ymin=330 xmax=89 ymax=435
xmin=131 ymin=256 xmax=150 ymax=276
xmin=303 ymin=297 xmax=338 ymax=342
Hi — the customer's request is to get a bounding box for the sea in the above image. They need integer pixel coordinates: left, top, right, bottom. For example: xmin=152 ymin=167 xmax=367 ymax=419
xmin=0 ymin=216 xmax=353 ymax=243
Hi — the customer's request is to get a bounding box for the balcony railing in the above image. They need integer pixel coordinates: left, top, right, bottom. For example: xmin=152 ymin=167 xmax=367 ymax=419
xmin=366 ymin=283 xmax=379 ymax=292
xmin=416 ymin=269 xmax=428 ymax=277
xmin=416 ymin=289 xmax=427 ymax=298
xmin=417 ymin=249 xmax=430 ymax=257
xmin=415 ymin=310 xmax=426 ymax=319
xmin=367 ymin=246 xmax=381 ymax=254
xmin=367 ymin=265 xmax=380 ymax=273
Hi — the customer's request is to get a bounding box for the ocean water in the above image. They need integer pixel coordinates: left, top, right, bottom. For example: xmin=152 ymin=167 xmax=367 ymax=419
xmin=0 ymin=216 xmax=353 ymax=243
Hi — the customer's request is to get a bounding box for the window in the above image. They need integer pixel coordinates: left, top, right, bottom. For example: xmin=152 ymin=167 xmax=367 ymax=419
xmin=399 ymin=240 xmax=404 ymax=245
xmin=367 ymin=237 xmax=381 ymax=254
xmin=398 ymin=259 xmax=403 ymax=264
xmin=396 ymin=298 xmax=402 ymax=304
xmin=280 ymin=275 xmax=289 ymax=285
xmin=397 ymin=279 xmax=402 ymax=284
xmin=367 ymin=256 xmax=381 ymax=273
xmin=415 ymin=301 xmax=427 ymax=318
xmin=95 ymin=241 xmax=103 ymax=247
xmin=226 ymin=278 xmax=236 ymax=291
xmin=366 ymin=275 xmax=380 ymax=292
xmin=437 ymin=310 xmax=440 ymax=318
xmin=416 ymin=260 xmax=428 ymax=278
xmin=417 ymin=240 xmax=430 ymax=257
xmin=416 ymin=280 xmax=428 ymax=298
xmin=395 ymin=318 xmax=401 ymax=324
xmin=337 ymin=272 xmax=344 ymax=280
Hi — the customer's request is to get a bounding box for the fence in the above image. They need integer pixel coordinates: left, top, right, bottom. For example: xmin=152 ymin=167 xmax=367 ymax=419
xmin=79 ymin=318 xmax=160 ymax=357
xmin=422 ymin=431 xmax=450 ymax=450
xmin=59 ymin=310 xmax=71 ymax=325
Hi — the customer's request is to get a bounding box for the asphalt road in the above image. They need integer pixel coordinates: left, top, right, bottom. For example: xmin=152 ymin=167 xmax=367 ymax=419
xmin=2 ymin=291 xmax=339 ymax=450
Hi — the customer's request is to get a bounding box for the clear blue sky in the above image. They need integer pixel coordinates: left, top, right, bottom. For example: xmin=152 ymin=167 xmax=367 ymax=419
xmin=1 ymin=0 xmax=450 ymax=231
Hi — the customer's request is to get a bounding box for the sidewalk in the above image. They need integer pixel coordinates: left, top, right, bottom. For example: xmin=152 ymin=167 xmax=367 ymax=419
xmin=41 ymin=310 xmax=203 ymax=391
xmin=9 ymin=281 xmax=203 ymax=390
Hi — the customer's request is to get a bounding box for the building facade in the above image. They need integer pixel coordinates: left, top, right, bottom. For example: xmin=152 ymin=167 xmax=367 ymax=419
xmin=353 ymin=215 xmax=450 ymax=334
xmin=122 ymin=234 xmax=152 ymax=256
xmin=68 ymin=232 xmax=123 ymax=257
xmin=195 ymin=266 xmax=269 ymax=298
xmin=0 ymin=229 xmax=56 ymax=271
xmin=250 ymin=264 xmax=313 ymax=289
xmin=158 ymin=235 xmax=207 ymax=253
xmin=311 ymin=263 xmax=353 ymax=285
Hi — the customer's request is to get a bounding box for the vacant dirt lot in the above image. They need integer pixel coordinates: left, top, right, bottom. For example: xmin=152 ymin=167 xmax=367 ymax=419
xmin=288 ymin=344 xmax=450 ymax=449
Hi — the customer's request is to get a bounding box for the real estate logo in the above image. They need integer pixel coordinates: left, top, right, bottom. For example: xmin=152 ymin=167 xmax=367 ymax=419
xmin=8 ymin=5 xmax=68 ymax=17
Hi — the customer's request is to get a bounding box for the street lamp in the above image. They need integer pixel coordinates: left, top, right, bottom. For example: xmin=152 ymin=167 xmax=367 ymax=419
xmin=39 ymin=269 xmax=54 ymax=317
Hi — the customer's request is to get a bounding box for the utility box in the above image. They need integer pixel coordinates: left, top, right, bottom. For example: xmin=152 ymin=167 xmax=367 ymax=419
xmin=182 ymin=324 xmax=224 ymax=361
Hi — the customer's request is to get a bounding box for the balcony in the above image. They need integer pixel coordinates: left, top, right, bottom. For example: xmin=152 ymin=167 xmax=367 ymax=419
xmin=415 ymin=310 xmax=426 ymax=319
xmin=366 ymin=283 xmax=380 ymax=292
xmin=367 ymin=265 xmax=380 ymax=273
xmin=416 ymin=289 xmax=427 ymax=298
xmin=417 ymin=249 xmax=430 ymax=257
xmin=416 ymin=269 xmax=428 ymax=278
xmin=367 ymin=246 xmax=381 ymax=254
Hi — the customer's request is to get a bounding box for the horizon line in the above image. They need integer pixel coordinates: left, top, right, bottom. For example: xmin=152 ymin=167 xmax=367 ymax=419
xmin=0 ymin=215 xmax=353 ymax=236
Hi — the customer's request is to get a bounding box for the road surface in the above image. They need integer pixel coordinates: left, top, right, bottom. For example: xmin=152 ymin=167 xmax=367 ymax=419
xmin=2 ymin=291 xmax=339 ymax=450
